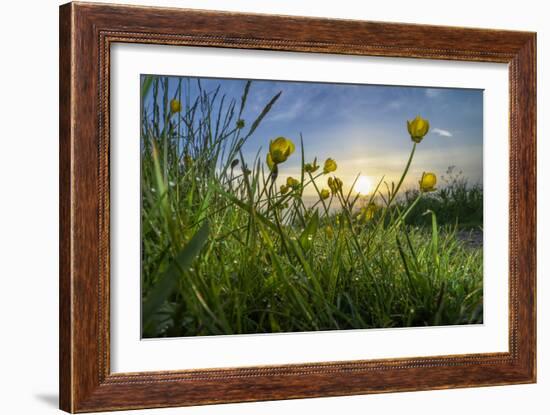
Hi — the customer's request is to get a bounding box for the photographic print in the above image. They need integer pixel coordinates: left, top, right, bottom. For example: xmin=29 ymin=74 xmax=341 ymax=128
xmin=140 ymin=75 xmax=484 ymax=338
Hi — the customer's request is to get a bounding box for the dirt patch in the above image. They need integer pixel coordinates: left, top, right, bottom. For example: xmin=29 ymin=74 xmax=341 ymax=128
xmin=456 ymin=229 xmax=483 ymax=249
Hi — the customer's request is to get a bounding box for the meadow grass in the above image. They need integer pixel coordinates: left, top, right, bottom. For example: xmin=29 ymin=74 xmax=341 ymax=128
xmin=397 ymin=166 xmax=483 ymax=229
xmin=140 ymin=76 xmax=483 ymax=338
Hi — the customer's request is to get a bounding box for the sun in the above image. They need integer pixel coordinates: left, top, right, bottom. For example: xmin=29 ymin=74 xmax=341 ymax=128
xmin=354 ymin=175 xmax=373 ymax=195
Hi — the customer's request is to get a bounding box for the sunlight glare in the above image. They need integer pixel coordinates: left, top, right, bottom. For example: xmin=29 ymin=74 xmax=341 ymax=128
xmin=354 ymin=175 xmax=373 ymax=195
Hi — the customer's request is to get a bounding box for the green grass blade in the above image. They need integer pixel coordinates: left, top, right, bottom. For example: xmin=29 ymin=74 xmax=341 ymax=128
xmin=245 ymin=91 xmax=281 ymax=138
xmin=141 ymin=75 xmax=154 ymax=101
xmin=299 ymin=211 xmax=319 ymax=250
xmin=142 ymin=223 xmax=210 ymax=328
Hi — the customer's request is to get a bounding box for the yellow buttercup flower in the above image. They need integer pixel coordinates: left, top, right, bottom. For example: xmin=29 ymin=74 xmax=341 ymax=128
xmin=325 ymin=226 xmax=334 ymax=239
xmin=269 ymin=137 xmax=295 ymax=164
xmin=183 ymin=153 xmax=193 ymax=166
xmin=323 ymin=158 xmax=337 ymax=174
xmin=419 ymin=172 xmax=437 ymax=192
xmin=286 ymin=176 xmax=300 ymax=189
xmin=280 ymin=184 xmax=290 ymax=194
xmin=320 ymin=188 xmax=330 ymax=200
xmin=407 ymin=116 xmax=430 ymax=143
xmin=358 ymin=203 xmax=377 ymax=222
xmin=328 ymin=177 xmax=343 ymax=195
xmin=304 ymin=158 xmax=319 ymax=173
xmin=170 ymin=98 xmax=181 ymax=113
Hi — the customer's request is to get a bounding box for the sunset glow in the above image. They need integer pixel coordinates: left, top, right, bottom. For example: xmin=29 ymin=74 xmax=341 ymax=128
xmin=354 ymin=175 xmax=374 ymax=195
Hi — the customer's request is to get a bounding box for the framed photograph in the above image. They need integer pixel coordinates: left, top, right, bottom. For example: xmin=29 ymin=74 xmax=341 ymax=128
xmin=59 ymin=2 xmax=536 ymax=412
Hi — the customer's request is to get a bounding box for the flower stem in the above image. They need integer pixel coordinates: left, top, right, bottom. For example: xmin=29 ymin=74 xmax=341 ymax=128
xmin=388 ymin=142 xmax=416 ymax=206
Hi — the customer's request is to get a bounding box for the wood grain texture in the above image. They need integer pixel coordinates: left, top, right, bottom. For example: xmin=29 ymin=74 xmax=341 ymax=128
xmin=59 ymin=2 xmax=536 ymax=412
xmin=59 ymin=3 xmax=73 ymax=411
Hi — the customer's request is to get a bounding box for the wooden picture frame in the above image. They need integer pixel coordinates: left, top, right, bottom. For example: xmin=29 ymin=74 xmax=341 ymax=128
xmin=59 ymin=2 xmax=536 ymax=412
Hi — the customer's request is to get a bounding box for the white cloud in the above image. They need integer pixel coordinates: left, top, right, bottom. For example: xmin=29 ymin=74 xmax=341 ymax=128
xmin=386 ymin=100 xmax=404 ymax=110
xmin=425 ymin=88 xmax=443 ymax=98
xmin=266 ymin=97 xmax=305 ymax=122
xmin=432 ymin=128 xmax=453 ymax=137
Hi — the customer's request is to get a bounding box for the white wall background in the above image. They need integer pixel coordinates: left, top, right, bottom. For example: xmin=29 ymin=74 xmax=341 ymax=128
xmin=0 ymin=0 xmax=546 ymax=414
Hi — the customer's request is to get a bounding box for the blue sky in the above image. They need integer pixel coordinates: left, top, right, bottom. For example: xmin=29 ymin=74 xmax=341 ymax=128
xmin=143 ymin=75 xmax=483 ymax=198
